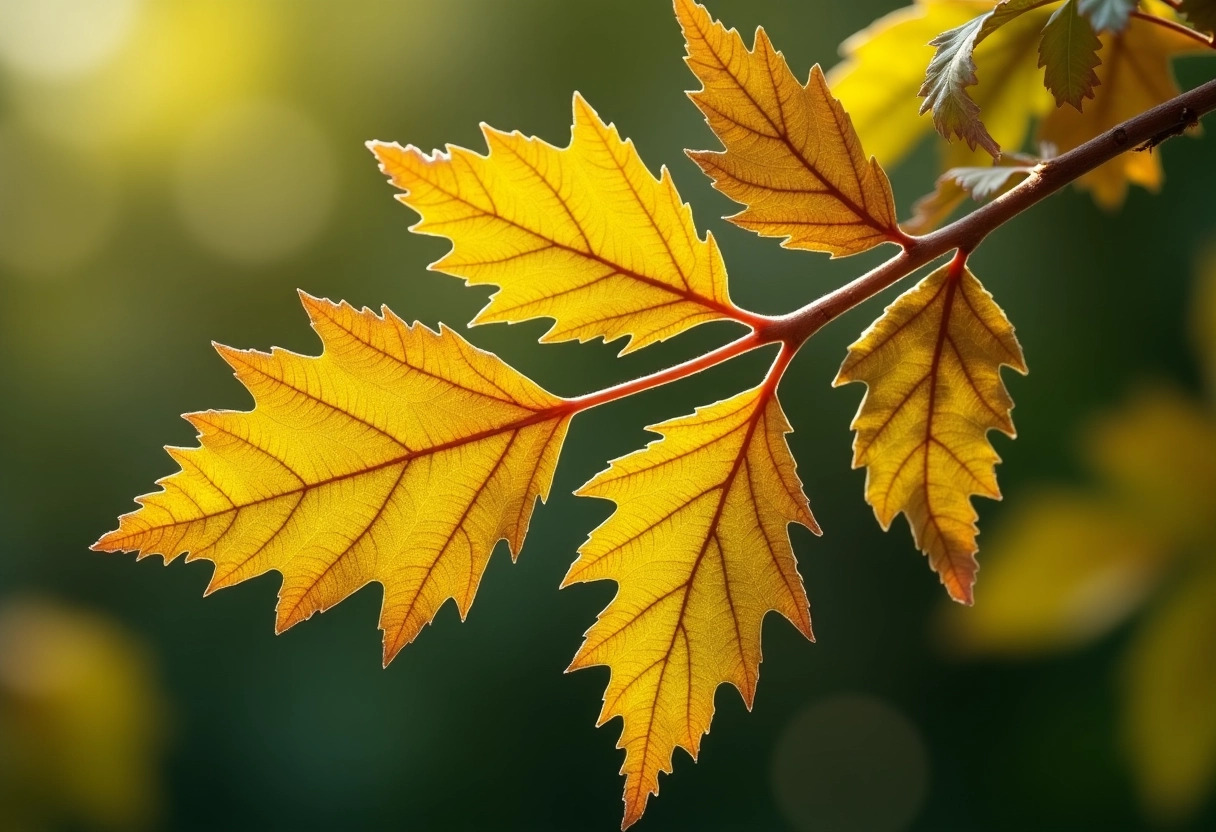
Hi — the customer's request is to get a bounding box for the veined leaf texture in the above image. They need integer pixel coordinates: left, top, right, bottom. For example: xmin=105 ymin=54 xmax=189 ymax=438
xmin=95 ymin=294 xmax=572 ymax=665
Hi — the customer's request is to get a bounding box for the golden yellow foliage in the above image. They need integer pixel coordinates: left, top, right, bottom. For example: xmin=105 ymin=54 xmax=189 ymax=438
xmin=676 ymin=0 xmax=901 ymax=256
xmin=369 ymin=93 xmax=745 ymax=355
xmin=564 ymin=371 xmax=817 ymax=828
xmin=829 ymin=0 xmax=1054 ymax=170
xmin=93 ymin=293 xmax=572 ymax=664
xmin=835 ymin=259 xmax=1026 ymax=603
xmin=1038 ymin=12 xmax=1212 ymax=208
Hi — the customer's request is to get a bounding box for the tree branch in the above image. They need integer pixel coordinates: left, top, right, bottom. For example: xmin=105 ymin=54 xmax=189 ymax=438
xmin=563 ymin=75 xmax=1216 ymax=410
xmin=1130 ymin=10 xmax=1216 ymax=49
xmin=764 ymin=75 xmax=1216 ymax=346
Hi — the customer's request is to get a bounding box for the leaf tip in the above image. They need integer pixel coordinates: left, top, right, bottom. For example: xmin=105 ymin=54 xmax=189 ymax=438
xmin=949 ymin=579 xmax=976 ymax=606
xmin=89 ymin=532 xmax=118 ymax=553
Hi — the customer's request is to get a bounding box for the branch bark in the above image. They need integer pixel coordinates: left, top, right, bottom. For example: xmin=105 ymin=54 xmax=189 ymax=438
xmin=565 ymin=75 xmax=1216 ymax=410
xmin=765 ymin=75 xmax=1216 ymax=346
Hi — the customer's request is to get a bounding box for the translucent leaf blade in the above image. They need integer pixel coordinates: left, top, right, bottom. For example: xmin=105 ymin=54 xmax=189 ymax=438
xmin=676 ymin=0 xmax=901 ymax=256
xmin=835 ymin=262 xmax=1027 ymax=603
xmin=565 ymin=382 xmax=817 ymax=828
xmin=94 ymin=293 xmax=572 ymax=664
xmin=369 ymin=94 xmax=739 ymax=355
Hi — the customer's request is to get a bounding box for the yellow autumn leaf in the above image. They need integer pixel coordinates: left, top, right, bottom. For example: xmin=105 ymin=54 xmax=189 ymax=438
xmin=369 ymin=93 xmax=749 ymax=355
xmin=676 ymin=0 xmax=902 ymax=256
xmin=564 ymin=372 xmax=818 ymax=828
xmin=829 ymin=0 xmax=1054 ymax=172
xmin=1038 ymin=9 xmax=1211 ymax=208
xmin=93 ymin=293 xmax=572 ymax=664
xmin=835 ymin=259 xmax=1027 ymax=603
xmin=1123 ymin=560 xmax=1216 ymax=822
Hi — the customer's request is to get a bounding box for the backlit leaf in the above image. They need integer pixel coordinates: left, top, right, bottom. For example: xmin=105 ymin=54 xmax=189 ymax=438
xmin=830 ymin=0 xmax=1054 ymax=169
xmin=94 ymin=294 xmax=572 ymax=664
xmin=835 ymin=261 xmax=1027 ymax=603
xmin=1039 ymin=0 xmax=1104 ymax=108
xmin=1038 ymin=9 xmax=1211 ymax=208
xmin=676 ymin=0 xmax=901 ymax=256
xmin=369 ymin=93 xmax=740 ymax=355
xmin=1078 ymin=0 xmax=1139 ymax=31
xmin=565 ymin=378 xmax=817 ymax=828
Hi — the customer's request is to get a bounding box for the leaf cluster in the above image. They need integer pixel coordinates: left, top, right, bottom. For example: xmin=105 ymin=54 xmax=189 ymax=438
xmin=91 ymin=0 xmax=1216 ymax=826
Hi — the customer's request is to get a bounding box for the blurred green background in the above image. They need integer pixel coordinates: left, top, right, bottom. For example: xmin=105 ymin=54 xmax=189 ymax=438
xmin=1 ymin=0 xmax=1214 ymax=830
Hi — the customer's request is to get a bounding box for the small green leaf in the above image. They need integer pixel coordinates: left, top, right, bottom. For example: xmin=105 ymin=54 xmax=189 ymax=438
xmin=1039 ymin=0 xmax=1104 ymax=109
xmin=1180 ymin=0 xmax=1216 ymax=34
xmin=919 ymin=14 xmax=1000 ymax=156
xmin=1078 ymin=0 xmax=1138 ymax=32
xmin=951 ymin=164 xmax=1038 ymax=200
xmin=978 ymin=0 xmax=1060 ymax=41
xmin=919 ymin=1 xmax=1062 ymax=157
xmin=905 ymin=152 xmax=1043 ymax=233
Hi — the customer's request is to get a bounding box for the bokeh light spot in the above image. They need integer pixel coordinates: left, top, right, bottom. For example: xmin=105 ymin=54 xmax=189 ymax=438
xmin=174 ymin=100 xmax=336 ymax=266
xmin=771 ymin=694 xmax=929 ymax=832
xmin=0 ymin=0 xmax=140 ymax=78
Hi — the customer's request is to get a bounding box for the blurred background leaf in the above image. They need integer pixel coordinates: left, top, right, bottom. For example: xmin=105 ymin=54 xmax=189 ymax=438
xmin=0 ymin=598 xmax=166 ymax=832
xmin=944 ymin=256 xmax=1216 ymax=824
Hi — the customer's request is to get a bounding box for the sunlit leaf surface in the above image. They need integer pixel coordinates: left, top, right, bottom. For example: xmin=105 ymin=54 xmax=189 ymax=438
xmin=95 ymin=294 xmax=572 ymax=664
xmin=369 ymin=94 xmax=741 ymax=355
xmin=835 ymin=261 xmax=1026 ymax=603
xmin=565 ymin=378 xmax=817 ymax=828
xmin=677 ymin=0 xmax=901 ymax=256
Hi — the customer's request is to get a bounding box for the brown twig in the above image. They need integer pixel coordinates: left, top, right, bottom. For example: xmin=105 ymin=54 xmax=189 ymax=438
xmin=1129 ymin=10 xmax=1216 ymax=49
xmin=562 ymin=76 xmax=1216 ymax=408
